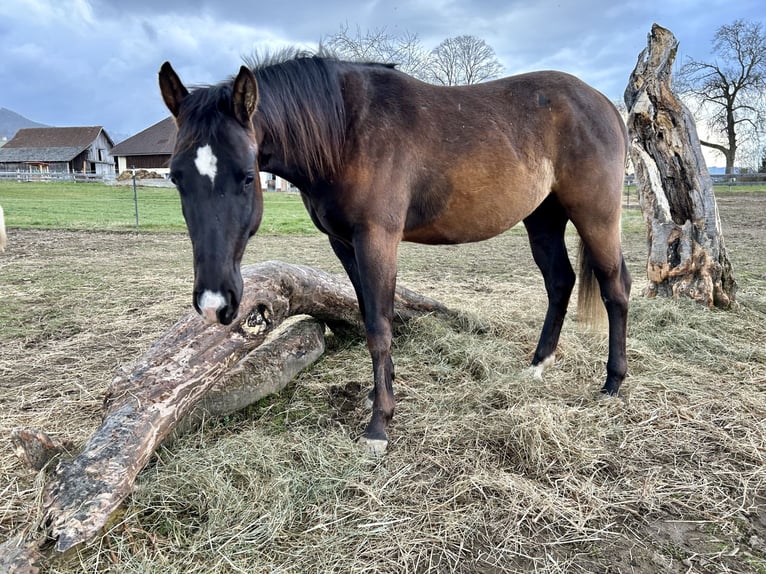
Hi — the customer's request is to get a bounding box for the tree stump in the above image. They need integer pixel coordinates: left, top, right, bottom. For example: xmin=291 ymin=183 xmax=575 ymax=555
xmin=624 ymin=23 xmax=737 ymax=309
xmin=1 ymin=261 xmax=455 ymax=573
xmin=0 ymin=205 xmax=7 ymax=253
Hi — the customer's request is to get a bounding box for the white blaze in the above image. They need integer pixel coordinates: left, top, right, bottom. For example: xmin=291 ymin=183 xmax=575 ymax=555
xmin=194 ymin=144 xmax=218 ymax=184
xmin=199 ymin=290 xmax=226 ymax=324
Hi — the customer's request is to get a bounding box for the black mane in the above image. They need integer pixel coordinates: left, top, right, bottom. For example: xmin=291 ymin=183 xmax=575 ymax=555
xmin=251 ymin=51 xmax=348 ymax=180
xmin=178 ymin=49 xmax=391 ymax=181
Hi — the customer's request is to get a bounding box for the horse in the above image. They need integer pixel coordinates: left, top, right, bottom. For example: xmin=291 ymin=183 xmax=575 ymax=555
xmin=0 ymin=205 xmax=6 ymax=252
xmin=158 ymin=52 xmax=631 ymax=454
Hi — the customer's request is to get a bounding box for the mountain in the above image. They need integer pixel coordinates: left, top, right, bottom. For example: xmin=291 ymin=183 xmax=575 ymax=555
xmin=0 ymin=108 xmax=49 ymax=141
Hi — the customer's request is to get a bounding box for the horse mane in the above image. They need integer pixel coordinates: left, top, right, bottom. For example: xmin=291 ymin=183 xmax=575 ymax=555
xmin=176 ymin=48 xmax=396 ymax=181
xmin=247 ymin=48 xmax=349 ymax=181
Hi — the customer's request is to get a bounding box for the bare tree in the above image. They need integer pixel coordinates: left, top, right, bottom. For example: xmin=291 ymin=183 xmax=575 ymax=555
xmin=677 ymin=19 xmax=766 ymax=174
xmin=429 ymin=35 xmax=504 ymax=85
xmin=322 ymin=24 xmax=431 ymax=81
xmin=323 ymin=27 xmax=505 ymax=87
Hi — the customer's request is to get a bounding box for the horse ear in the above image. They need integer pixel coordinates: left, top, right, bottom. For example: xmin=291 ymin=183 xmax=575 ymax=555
xmin=232 ymin=65 xmax=259 ymax=126
xmin=159 ymin=61 xmax=189 ymax=119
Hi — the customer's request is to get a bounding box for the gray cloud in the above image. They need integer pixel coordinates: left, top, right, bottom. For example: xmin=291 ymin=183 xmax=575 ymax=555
xmin=0 ymin=0 xmax=763 ymax=138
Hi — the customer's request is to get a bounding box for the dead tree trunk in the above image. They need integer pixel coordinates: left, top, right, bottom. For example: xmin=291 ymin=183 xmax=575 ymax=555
xmin=624 ymin=23 xmax=737 ymax=309
xmin=1 ymin=261 xmax=454 ymax=573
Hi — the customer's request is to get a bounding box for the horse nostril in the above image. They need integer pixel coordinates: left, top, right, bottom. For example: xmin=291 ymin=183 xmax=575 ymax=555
xmin=218 ymin=307 xmax=234 ymax=325
xmin=217 ymin=290 xmax=239 ymax=325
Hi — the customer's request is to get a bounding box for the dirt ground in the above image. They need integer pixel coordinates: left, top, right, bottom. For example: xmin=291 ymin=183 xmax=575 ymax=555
xmin=1 ymin=193 xmax=765 ymax=573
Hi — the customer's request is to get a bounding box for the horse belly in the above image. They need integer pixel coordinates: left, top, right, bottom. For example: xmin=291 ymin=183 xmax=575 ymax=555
xmin=403 ymin=163 xmax=552 ymax=244
xmin=403 ymin=200 xmax=524 ymax=244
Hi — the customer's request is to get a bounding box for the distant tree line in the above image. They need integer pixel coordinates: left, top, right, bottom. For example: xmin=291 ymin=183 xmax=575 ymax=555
xmin=322 ymin=25 xmax=504 ymax=86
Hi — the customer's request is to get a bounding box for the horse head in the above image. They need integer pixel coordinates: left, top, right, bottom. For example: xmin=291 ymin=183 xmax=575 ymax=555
xmin=159 ymin=62 xmax=263 ymax=325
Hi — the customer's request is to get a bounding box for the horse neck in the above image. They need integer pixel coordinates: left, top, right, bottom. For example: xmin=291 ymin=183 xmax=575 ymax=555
xmin=253 ymin=59 xmax=347 ymax=188
xmin=257 ymin=133 xmax=315 ymax=189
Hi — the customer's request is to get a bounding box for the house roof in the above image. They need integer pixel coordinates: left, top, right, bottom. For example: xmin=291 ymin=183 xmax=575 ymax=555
xmin=0 ymin=146 xmax=91 ymax=163
xmin=111 ymin=117 xmax=176 ymax=157
xmin=0 ymin=126 xmax=113 ymax=163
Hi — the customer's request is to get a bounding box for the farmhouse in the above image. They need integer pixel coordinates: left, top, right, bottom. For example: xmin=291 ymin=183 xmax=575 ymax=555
xmin=0 ymin=126 xmax=115 ymax=176
xmin=112 ymin=116 xmax=295 ymax=191
xmin=110 ymin=116 xmax=175 ymax=177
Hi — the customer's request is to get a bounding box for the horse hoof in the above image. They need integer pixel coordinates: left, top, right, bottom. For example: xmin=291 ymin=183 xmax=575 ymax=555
xmin=524 ymin=365 xmax=545 ymax=381
xmin=524 ymin=354 xmax=555 ymax=380
xmin=357 ymin=436 xmax=388 ymax=456
xmin=597 ymin=388 xmax=623 ymax=401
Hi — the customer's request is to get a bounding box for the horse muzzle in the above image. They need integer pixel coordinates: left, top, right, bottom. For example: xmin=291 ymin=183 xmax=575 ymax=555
xmin=194 ymin=288 xmax=239 ymax=325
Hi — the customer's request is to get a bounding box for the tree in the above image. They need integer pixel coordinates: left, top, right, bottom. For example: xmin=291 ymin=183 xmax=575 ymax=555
xmin=625 ymin=24 xmax=736 ymax=309
xmin=677 ymin=20 xmax=766 ymax=174
xmin=322 ymin=24 xmax=431 ymax=81
xmin=323 ymin=27 xmax=504 ymax=87
xmin=428 ymin=35 xmax=504 ymax=85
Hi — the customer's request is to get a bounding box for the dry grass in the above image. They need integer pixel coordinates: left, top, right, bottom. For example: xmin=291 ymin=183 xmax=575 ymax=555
xmin=1 ymin=194 xmax=766 ymax=573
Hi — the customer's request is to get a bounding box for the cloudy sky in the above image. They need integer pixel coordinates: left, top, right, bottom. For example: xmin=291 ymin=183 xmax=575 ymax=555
xmin=1 ymin=0 xmax=764 ymax=140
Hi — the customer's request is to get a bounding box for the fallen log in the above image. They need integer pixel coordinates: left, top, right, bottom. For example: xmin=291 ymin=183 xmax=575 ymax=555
xmin=2 ymin=261 xmax=453 ymax=573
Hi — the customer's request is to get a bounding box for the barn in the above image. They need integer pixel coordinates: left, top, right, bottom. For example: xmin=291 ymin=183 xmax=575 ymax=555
xmin=112 ymin=116 xmax=296 ymax=191
xmin=109 ymin=116 xmax=176 ymax=177
xmin=0 ymin=126 xmax=115 ymax=177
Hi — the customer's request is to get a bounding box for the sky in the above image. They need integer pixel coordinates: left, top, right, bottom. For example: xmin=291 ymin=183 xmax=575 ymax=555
xmin=1 ymin=0 xmax=764 ymax=142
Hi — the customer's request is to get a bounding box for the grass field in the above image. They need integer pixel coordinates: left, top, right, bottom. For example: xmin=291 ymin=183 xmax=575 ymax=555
xmin=1 ymin=185 xmax=765 ymax=572
xmin=1 ymin=180 xmax=764 ymax=233
xmin=0 ymin=181 xmax=318 ymax=234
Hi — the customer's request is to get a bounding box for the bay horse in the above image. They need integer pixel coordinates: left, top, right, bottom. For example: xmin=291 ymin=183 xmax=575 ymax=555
xmin=159 ymin=52 xmax=631 ymax=453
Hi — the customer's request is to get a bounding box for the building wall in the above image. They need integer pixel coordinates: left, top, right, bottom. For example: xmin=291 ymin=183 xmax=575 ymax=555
xmin=0 ymin=161 xmax=69 ymax=173
xmin=87 ymin=131 xmax=116 ymax=175
xmin=117 ymin=155 xmax=172 ymax=175
xmin=261 ymin=172 xmax=296 ymax=192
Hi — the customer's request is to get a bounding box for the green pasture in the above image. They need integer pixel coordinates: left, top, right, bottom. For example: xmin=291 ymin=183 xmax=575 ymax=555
xmin=0 ymin=180 xmax=760 ymax=235
xmin=0 ymin=181 xmax=318 ymax=235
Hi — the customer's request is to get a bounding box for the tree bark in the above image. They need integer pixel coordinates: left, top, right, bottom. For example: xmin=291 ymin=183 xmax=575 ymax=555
xmin=1 ymin=261 xmax=454 ymax=573
xmin=624 ymin=24 xmax=737 ymax=309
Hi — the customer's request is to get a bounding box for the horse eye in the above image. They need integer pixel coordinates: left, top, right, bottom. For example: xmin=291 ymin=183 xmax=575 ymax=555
xmin=244 ymin=173 xmax=255 ymax=186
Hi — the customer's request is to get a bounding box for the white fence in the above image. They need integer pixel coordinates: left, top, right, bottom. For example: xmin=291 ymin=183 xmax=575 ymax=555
xmin=0 ymin=171 xmax=115 ymax=183
xmin=709 ymin=173 xmax=766 ymax=186
xmin=4 ymin=170 xmax=765 ymax=187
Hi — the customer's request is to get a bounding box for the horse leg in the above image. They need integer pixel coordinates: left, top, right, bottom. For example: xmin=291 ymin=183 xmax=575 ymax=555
xmin=523 ymin=195 xmax=575 ymax=378
xmin=329 ymin=236 xmax=366 ymax=319
xmin=573 ymin=218 xmax=632 ymax=395
xmin=589 ymin=251 xmax=631 ymax=395
xmin=329 ymin=236 xmax=378 ymax=408
xmin=339 ymin=227 xmax=399 ymax=454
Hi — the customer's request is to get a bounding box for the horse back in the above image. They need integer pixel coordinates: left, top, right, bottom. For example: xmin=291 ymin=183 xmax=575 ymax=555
xmin=328 ymin=67 xmax=626 ymax=244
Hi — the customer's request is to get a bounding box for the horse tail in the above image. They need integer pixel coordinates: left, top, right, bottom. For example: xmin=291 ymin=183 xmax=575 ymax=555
xmin=0 ymin=205 xmax=6 ymax=253
xmin=576 ymin=241 xmax=607 ymax=330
